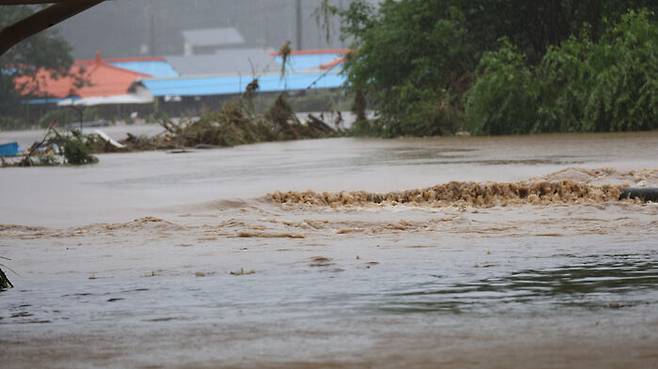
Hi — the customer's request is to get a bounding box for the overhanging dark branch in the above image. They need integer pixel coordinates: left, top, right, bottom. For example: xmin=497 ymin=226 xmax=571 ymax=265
xmin=0 ymin=0 xmax=105 ymax=55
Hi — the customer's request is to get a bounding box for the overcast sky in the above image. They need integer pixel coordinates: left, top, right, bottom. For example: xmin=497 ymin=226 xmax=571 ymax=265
xmin=56 ymin=0 xmax=379 ymax=58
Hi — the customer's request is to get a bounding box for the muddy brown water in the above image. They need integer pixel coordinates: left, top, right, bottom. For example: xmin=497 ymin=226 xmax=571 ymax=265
xmin=1 ymin=132 xmax=658 ymax=368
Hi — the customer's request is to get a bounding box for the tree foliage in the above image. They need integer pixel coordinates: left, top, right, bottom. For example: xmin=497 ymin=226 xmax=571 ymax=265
xmin=0 ymin=6 xmax=74 ymax=119
xmin=342 ymin=1 xmax=475 ymax=136
xmin=466 ymin=10 xmax=658 ymax=134
xmin=464 ymin=40 xmax=538 ymax=135
xmin=339 ymin=0 xmax=658 ymax=136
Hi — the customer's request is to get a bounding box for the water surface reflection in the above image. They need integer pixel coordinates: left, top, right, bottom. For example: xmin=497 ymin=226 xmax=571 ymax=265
xmin=382 ymin=253 xmax=658 ymax=313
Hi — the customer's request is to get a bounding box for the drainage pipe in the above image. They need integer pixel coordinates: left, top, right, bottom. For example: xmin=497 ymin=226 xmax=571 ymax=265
xmin=620 ymin=188 xmax=658 ymax=202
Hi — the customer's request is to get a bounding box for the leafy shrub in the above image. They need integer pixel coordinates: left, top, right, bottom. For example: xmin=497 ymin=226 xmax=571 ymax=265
xmin=465 ymin=40 xmax=539 ymax=135
xmin=538 ymin=10 xmax=658 ymax=132
xmin=465 ymin=10 xmax=658 ymax=135
xmin=343 ymin=1 xmax=475 ymax=136
xmin=63 ymin=136 xmax=98 ymax=165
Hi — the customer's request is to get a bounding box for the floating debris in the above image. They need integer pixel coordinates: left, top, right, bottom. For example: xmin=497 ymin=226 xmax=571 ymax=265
xmin=0 ymin=267 xmax=13 ymax=290
xmin=237 ymin=231 xmax=305 ymax=239
xmin=1 ymin=256 xmax=15 ymax=290
xmin=230 ymin=268 xmax=256 ymax=276
xmin=309 ymin=256 xmax=333 ymax=267
xmin=87 ymin=94 xmax=337 ymax=154
xmin=1 ymin=127 xmax=98 ymax=168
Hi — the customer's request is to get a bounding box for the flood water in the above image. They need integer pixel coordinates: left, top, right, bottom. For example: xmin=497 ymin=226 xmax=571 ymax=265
xmin=1 ymin=131 xmax=658 ymax=368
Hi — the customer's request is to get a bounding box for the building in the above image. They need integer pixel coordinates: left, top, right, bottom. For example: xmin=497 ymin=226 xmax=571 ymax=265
xmin=182 ymin=27 xmax=246 ymax=56
xmin=16 ymin=53 xmax=155 ymax=107
xmin=16 ymin=49 xmax=348 ymax=123
xmin=135 ymin=49 xmax=348 ymax=103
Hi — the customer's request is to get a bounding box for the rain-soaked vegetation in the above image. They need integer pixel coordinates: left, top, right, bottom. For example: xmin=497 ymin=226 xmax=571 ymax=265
xmin=339 ymin=0 xmax=658 ymax=136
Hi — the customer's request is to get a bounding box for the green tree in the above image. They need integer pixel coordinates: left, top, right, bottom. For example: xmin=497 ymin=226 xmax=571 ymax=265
xmin=464 ymin=40 xmax=539 ymax=135
xmin=341 ymin=0 xmax=475 ymax=136
xmin=339 ymin=0 xmax=658 ymax=136
xmin=465 ymin=10 xmax=658 ymax=134
xmin=0 ymin=5 xmax=74 ymax=120
xmin=537 ymin=10 xmax=658 ymax=133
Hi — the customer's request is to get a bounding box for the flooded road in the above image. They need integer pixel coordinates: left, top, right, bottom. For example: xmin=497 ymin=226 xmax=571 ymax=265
xmin=1 ymin=131 xmax=657 ymax=227
xmin=1 ymin=132 xmax=658 ymax=368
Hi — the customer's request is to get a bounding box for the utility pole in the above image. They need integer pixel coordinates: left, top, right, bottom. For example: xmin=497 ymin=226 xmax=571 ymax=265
xmin=339 ymin=0 xmax=345 ymax=47
xmin=295 ymin=0 xmax=303 ymax=50
xmin=147 ymin=0 xmax=156 ymax=56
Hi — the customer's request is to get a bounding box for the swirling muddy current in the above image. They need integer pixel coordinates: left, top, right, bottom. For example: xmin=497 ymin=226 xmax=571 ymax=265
xmin=1 ymin=133 xmax=658 ymax=368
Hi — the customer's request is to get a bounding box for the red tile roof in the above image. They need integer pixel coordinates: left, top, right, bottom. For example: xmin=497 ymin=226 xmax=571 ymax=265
xmin=16 ymin=53 xmax=150 ymax=99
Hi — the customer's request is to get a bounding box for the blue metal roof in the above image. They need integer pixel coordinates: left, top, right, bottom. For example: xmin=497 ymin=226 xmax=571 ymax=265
xmin=141 ymin=71 xmax=346 ymax=97
xmin=111 ymin=61 xmax=179 ymax=78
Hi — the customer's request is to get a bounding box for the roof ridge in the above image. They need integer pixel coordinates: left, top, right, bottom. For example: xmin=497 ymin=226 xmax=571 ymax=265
xmin=96 ymin=61 xmax=152 ymax=78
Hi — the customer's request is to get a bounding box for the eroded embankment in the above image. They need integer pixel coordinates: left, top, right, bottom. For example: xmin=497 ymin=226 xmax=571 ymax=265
xmin=269 ymin=180 xmax=625 ymax=208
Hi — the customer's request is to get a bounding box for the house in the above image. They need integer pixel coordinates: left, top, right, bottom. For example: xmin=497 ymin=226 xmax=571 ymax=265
xmin=182 ymin=27 xmax=246 ymax=56
xmin=16 ymin=53 xmax=154 ymax=106
xmin=15 ymin=49 xmax=348 ymax=121
xmin=108 ymin=56 xmax=179 ymax=79
xmin=165 ymin=48 xmax=277 ymax=76
xmin=137 ymin=49 xmax=349 ymax=100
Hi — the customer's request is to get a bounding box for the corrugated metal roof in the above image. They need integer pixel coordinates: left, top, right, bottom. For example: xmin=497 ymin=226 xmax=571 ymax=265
xmin=182 ymin=27 xmax=245 ymax=47
xmin=165 ymin=49 xmax=345 ymax=77
xmin=166 ymin=48 xmax=277 ymax=76
xmin=141 ymin=71 xmax=345 ymax=97
xmin=111 ymin=61 xmax=179 ymax=78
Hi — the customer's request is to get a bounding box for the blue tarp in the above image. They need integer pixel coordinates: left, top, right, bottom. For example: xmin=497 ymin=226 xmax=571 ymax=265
xmin=142 ymin=71 xmax=346 ymax=98
xmin=0 ymin=142 xmax=20 ymax=157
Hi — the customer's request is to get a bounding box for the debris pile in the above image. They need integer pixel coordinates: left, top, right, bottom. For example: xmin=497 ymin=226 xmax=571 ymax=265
xmin=0 ymin=268 xmax=11 ymax=290
xmin=92 ymin=94 xmax=337 ymax=153
xmin=269 ymin=180 xmax=625 ymax=208
xmin=0 ymin=256 xmax=13 ymax=290
xmin=1 ymin=127 xmax=98 ymax=167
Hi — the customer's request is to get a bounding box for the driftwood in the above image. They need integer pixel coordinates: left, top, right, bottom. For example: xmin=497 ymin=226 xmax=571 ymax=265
xmin=307 ymin=114 xmax=334 ymax=134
